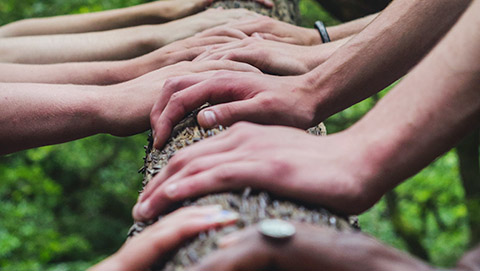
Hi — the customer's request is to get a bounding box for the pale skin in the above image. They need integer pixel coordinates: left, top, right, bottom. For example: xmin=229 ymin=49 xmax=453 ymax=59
xmin=0 ymin=8 xmax=262 ymax=64
xmin=190 ymin=13 xmax=380 ymax=75
xmin=0 ymin=60 xmax=260 ymax=155
xmin=0 ymin=0 xmax=249 ymax=37
xmin=149 ymin=0 xmax=471 ymax=148
xmin=194 ymin=34 xmax=349 ymax=75
xmin=0 ymin=35 xmax=241 ymax=84
xmin=196 ymin=12 xmax=379 ymax=46
xmin=88 ymin=205 xmax=240 ymax=271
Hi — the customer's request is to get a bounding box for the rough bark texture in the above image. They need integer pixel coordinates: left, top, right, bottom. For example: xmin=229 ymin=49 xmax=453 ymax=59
xmin=314 ymin=0 xmax=391 ymax=21
xmin=129 ymin=1 xmax=357 ymax=270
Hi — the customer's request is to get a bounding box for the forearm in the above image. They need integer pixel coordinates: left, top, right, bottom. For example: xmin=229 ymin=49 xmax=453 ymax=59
xmin=0 ymin=0 xmax=207 ymax=37
xmin=307 ymin=0 xmax=470 ymax=121
xmin=0 ymin=52 xmax=168 ymax=84
xmin=349 ymin=0 xmax=480 ymax=201
xmin=327 ymin=13 xmax=378 ymax=41
xmin=0 ymin=9 xmax=251 ymax=64
xmin=0 ymin=25 xmax=155 ymax=64
xmin=0 ymin=83 xmax=108 ymax=155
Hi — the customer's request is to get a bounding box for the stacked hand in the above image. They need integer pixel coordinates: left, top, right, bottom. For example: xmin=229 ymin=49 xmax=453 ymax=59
xmin=89 ymin=206 xmax=239 ymax=271
xmin=194 ymin=35 xmax=318 ymax=75
xmin=149 ymin=70 xmax=328 ymax=148
xmin=103 ymin=60 xmax=261 ymax=137
xmin=133 ymin=123 xmax=380 ymax=221
xmin=197 ymin=16 xmax=320 ymax=45
xmin=189 ymin=223 xmax=431 ymax=271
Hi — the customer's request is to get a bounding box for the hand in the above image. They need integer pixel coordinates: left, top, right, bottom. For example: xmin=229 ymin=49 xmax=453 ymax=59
xmin=89 ymin=205 xmax=239 ymax=271
xmin=150 ymin=69 xmax=323 ymax=148
xmin=197 ymin=16 xmax=320 ymax=46
xmin=101 ymin=60 xmax=261 ymax=137
xmin=188 ymin=223 xmax=431 ymax=271
xmin=194 ymin=35 xmax=320 ymax=75
xmin=136 ymin=34 xmax=242 ymax=73
xmin=134 ymin=123 xmax=380 ymax=221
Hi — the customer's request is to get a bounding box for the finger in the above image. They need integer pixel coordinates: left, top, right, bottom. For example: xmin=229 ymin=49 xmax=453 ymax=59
xmin=151 ymin=72 xmax=220 ymax=147
xmin=198 ymin=99 xmax=265 ymax=128
xmin=93 ymin=206 xmax=239 ymax=271
xmin=253 ymin=32 xmax=292 ymax=43
xmin=140 ymin=161 xmax=270 ymax=219
xmin=136 ymin=131 xmax=237 ymax=205
xmin=189 ymin=60 xmax=261 ymax=74
xmin=255 ymin=0 xmax=274 ymax=8
xmin=197 ymin=26 xmax=249 ymax=39
xmin=152 ymin=71 xmax=242 ymax=149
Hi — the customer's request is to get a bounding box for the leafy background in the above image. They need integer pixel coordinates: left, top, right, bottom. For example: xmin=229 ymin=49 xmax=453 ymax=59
xmin=0 ymin=0 xmax=477 ymax=270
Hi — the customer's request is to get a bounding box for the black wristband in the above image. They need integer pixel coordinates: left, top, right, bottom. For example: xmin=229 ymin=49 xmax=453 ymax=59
xmin=314 ymin=21 xmax=331 ymax=43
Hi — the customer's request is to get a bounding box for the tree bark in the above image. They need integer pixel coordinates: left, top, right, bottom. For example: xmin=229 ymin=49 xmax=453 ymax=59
xmin=314 ymin=0 xmax=391 ymax=21
xmin=129 ymin=2 xmax=356 ymax=270
xmin=456 ymin=129 xmax=480 ymax=247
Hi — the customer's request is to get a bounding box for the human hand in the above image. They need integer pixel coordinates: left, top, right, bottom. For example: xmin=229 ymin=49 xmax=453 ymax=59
xmin=134 ymin=123 xmax=380 ymax=221
xmin=138 ymin=35 xmax=242 ymax=71
xmin=194 ymin=35 xmax=320 ymax=75
xmin=89 ymin=205 xmax=239 ymax=271
xmin=197 ymin=16 xmax=320 ymax=45
xmin=187 ymin=223 xmax=431 ymax=271
xmin=150 ymin=70 xmax=324 ymax=148
xmin=102 ymin=60 xmax=261 ymax=137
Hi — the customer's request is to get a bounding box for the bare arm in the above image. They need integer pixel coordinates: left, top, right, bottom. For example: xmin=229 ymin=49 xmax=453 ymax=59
xmin=0 ymin=35 xmax=239 ymax=84
xmin=0 ymin=8 xmax=259 ymax=64
xmin=137 ymin=0 xmax=480 ymax=220
xmin=148 ymin=0 xmax=471 ymax=148
xmin=327 ymin=13 xmax=378 ymax=41
xmin=308 ymin=0 xmax=471 ymax=122
xmin=0 ymin=0 xmax=216 ymax=38
xmin=347 ymin=0 xmax=480 ymax=204
xmin=0 ymin=60 xmax=259 ymax=155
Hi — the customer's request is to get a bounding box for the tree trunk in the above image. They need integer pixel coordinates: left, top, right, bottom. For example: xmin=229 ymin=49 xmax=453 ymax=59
xmin=314 ymin=0 xmax=391 ymax=21
xmin=129 ymin=2 xmax=356 ymax=270
xmin=456 ymin=129 xmax=480 ymax=247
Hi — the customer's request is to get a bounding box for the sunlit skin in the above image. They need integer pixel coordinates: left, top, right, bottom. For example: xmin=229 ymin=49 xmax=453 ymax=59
xmin=0 ymin=8 xmax=262 ymax=64
xmin=0 ymin=35 xmax=241 ymax=84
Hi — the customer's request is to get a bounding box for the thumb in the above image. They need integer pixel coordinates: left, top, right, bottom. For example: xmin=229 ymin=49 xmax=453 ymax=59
xmin=197 ymin=100 xmax=259 ymax=128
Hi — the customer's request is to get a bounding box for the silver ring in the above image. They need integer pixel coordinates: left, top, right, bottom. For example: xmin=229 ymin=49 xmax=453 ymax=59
xmin=258 ymin=219 xmax=296 ymax=240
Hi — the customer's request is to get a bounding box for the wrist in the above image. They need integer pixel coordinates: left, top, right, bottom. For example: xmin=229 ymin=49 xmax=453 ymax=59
xmin=306 ymin=28 xmax=323 ymax=45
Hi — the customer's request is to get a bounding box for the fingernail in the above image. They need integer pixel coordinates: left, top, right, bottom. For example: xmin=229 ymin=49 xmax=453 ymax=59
xmin=136 ymin=200 xmax=151 ymax=219
xmin=208 ymin=210 xmax=239 ymax=224
xmin=266 ymin=0 xmax=274 ymax=6
xmin=165 ymin=183 xmax=178 ymax=198
xmin=203 ymin=110 xmax=217 ymax=127
xmin=218 ymin=232 xmax=242 ymax=248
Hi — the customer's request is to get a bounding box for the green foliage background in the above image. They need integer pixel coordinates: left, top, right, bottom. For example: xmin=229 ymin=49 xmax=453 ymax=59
xmin=0 ymin=0 xmax=473 ymax=270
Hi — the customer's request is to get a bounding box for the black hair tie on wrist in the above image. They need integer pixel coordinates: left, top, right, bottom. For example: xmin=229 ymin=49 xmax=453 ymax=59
xmin=315 ymin=21 xmax=331 ymax=43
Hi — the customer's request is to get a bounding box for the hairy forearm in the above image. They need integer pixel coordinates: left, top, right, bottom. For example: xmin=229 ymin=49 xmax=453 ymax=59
xmin=0 ymin=0 xmax=206 ymax=37
xmin=327 ymin=13 xmax=378 ymax=41
xmin=0 ymin=83 xmax=107 ymax=154
xmin=307 ymin=0 xmax=470 ymax=121
xmin=349 ymin=0 xmax=480 ymax=200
